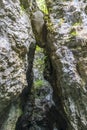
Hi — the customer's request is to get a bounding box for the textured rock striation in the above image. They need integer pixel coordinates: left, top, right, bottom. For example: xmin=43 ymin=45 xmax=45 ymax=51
xmin=0 ymin=0 xmax=35 ymax=129
xmin=44 ymin=0 xmax=87 ymax=130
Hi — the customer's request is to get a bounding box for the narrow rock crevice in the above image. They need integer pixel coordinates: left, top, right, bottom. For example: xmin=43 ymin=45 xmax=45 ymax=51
xmin=1 ymin=0 xmax=87 ymax=130
xmin=16 ymin=7 xmax=69 ymax=130
xmin=29 ymin=46 xmax=54 ymax=130
xmin=15 ymin=0 xmax=70 ymax=129
xmin=43 ymin=54 xmax=69 ymax=130
xmin=15 ymin=42 xmax=36 ymax=130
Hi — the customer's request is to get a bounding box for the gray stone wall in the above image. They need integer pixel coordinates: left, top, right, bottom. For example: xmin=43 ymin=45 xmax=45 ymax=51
xmin=0 ymin=0 xmax=35 ymax=129
xmin=45 ymin=0 xmax=87 ymax=129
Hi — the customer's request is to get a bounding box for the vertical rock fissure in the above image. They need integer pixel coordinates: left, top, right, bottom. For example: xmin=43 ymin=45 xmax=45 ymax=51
xmin=1 ymin=0 xmax=87 ymax=130
xmin=29 ymin=46 xmax=55 ymax=129
xmin=15 ymin=0 xmax=69 ymax=128
xmin=16 ymin=14 xmax=68 ymax=130
xmin=15 ymin=42 xmax=36 ymax=130
xmin=43 ymin=53 xmax=69 ymax=130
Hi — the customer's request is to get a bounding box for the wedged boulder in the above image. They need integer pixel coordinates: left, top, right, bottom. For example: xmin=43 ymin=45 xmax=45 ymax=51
xmin=0 ymin=0 xmax=35 ymax=129
xmin=45 ymin=0 xmax=87 ymax=130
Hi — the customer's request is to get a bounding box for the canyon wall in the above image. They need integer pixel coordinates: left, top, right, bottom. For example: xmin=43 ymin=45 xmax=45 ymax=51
xmin=0 ymin=0 xmax=87 ymax=130
xmin=0 ymin=0 xmax=36 ymax=129
xmin=45 ymin=0 xmax=87 ymax=130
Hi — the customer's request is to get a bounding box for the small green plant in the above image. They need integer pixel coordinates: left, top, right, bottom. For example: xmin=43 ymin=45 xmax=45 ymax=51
xmin=46 ymin=19 xmax=55 ymax=33
xmin=20 ymin=5 xmax=25 ymax=15
xmin=36 ymin=45 xmax=42 ymax=52
xmin=70 ymin=28 xmax=78 ymax=37
xmin=21 ymin=5 xmax=25 ymax=11
xmin=34 ymin=80 xmax=44 ymax=88
xmin=73 ymin=22 xmax=81 ymax=26
xmin=36 ymin=0 xmax=48 ymax=14
xmin=71 ymin=31 xmax=78 ymax=36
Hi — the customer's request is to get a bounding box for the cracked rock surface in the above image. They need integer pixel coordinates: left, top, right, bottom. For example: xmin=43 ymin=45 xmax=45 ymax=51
xmin=45 ymin=0 xmax=87 ymax=130
xmin=0 ymin=0 xmax=35 ymax=129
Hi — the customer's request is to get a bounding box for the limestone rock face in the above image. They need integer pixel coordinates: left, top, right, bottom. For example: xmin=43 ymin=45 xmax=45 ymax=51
xmin=0 ymin=0 xmax=35 ymax=128
xmin=45 ymin=0 xmax=87 ymax=130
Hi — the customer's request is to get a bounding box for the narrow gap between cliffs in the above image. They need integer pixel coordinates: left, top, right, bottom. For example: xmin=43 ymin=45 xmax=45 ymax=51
xmin=15 ymin=0 xmax=68 ymax=129
xmin=29 ymin=45 xmax=56 ymax=130
xmin=15 ymin=43 xmax=68 ymax=130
